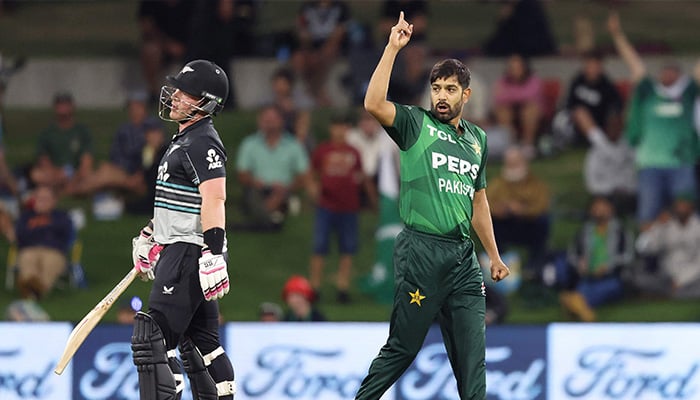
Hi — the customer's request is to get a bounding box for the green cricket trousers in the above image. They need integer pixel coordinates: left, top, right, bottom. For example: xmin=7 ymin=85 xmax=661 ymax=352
xmin=355 ymin=227 xmax=486 ymax=400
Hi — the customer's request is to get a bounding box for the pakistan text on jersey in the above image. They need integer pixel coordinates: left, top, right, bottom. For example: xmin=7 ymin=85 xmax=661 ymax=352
xmin=437 ymin=178 xmax=475 ymax=199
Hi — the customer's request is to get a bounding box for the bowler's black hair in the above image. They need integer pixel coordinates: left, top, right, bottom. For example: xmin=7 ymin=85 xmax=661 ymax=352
xmin=429 ymin=59 xmax=471 ymax=89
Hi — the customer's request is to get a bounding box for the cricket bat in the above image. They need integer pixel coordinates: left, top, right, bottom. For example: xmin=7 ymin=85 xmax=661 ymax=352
xmin=54 ymin=268 xmax=138 ymax=375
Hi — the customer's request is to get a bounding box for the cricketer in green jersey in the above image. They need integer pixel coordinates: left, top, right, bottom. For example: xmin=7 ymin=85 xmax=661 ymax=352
xmin=354 ymin=12 xmax=510 ymax=400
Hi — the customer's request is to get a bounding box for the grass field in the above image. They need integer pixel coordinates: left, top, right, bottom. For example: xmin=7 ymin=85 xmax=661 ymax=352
xmin=0 ymin=107 xmax=698 ymax=324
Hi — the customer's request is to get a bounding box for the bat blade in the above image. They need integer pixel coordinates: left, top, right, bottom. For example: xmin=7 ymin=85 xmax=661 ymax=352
xmin=54 ymin=268 xmax=138 ymax=375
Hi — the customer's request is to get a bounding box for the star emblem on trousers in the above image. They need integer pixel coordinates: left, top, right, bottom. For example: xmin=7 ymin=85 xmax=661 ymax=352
xmin=409 ymin=289 xmax=426 ymax=306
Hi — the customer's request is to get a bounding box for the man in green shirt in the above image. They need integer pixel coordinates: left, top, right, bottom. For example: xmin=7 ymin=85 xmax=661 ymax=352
xmin=355 ymin=12 xmax=510 ymax=400
xmin=30 ymin=92 xmax=94 ymax=196
xmin=235 ymin=105 xmax=310 ymax=231
xmin=608 ymin=13 xmax=700 ymax=229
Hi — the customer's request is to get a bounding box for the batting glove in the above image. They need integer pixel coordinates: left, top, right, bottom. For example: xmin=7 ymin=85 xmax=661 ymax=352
xmin=132 ymin=225 xmax=162 ymax=281
xmin=198 ymin=248 xmax=229 ymax=301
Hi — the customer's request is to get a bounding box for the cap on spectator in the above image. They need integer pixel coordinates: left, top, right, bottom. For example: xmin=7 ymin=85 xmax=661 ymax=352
xmin=53 ymin=90 xmax=73 ymax=104
xmin=674 ymin=191 xmax=696 ymax=203
xmin=282 ymin=275 xmax=315 ymax=302
xmin=258 ymin=302 xmax=283 ymax=320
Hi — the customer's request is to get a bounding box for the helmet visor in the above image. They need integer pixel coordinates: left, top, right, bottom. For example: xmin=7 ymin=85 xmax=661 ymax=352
xmin=158 ymin=85 xmax=209 ymax=122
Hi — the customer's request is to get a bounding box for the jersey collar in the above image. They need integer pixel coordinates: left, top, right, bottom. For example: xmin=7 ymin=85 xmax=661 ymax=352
xmin=173 ymin=116 xmax=213 ymax=138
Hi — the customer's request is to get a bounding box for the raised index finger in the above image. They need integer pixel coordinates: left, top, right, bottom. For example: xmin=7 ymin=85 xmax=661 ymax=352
xmin=398 ymin=11 xmax=405 ymax=23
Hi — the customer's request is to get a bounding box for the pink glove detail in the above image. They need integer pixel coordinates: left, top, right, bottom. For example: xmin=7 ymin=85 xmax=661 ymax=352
xmin=198 ymin=249 xmax=229 ymax=301
xmin=132 ymin=228 xmax=162 ymax=281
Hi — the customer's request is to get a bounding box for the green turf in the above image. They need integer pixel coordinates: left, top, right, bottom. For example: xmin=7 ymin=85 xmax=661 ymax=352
xmin=0 ymin=107 xmax=698 ymax=324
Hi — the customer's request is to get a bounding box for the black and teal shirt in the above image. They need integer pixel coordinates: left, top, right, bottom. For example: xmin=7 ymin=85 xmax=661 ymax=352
xmin=153 ymin=117 xmax=227 ymax=246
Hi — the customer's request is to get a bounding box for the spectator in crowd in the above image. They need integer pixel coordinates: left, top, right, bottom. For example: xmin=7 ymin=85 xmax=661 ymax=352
xmin=462 ymin=67 xmax=511 ymax=161
xmin=608 ymin=12 xmax=699 ymax=230
xmin=258 ymin=301 xmax=283 ymax=322
xmin=186 ymin=0 xmax=259 ymax=110
xmin=483 ymin=0 xmax=558 ymax=57
xmin=73 ymin=91 xmax=163 ymax=198
xmin=138 ymin=0 xmax=194 ymax=103
xmin=124 ymin=122 xmax=168 ymax=215
xmin=235 ymin=105 xmax=310 ymax=231
xmin=565 ymin=49 xmax=624 ymax=147
xmin=380 ymin=0 xmax=429 ymax=105
xmin=0 ymin=79 xmax=19 ymax=228
xmin=358 ymin=133 xmax=400 ymax=305
xmin=342 ymin=18 xmax=381 ymax=107
xmin=582 ymin=111 xmax=637 ymax=217
xmin=0 ymin=203 xmax=14 ymax=243
xmin=291 ymin=0 xmax=350 ymax=106
xmin=14 ymin=186 xmax=74 ymax=300
xmin=0 ymin=81 xmax=16 ymax=238
xmin=308 ymin=112 xmax=369 ymax=303
xmin=30 ymin=92 xmax=94 ymax=196
xmin=635 ymin=194 xmax=700 ymax=299
xmin=4 ymin=299 xmax=50 ymax=322
xmin=460 ymin=66 xmax=490 ymax=128
xmin=492 ymin=54 xmax=544 ymax=156
xmin=0 ymin=79 xmax=18 ymax=203
xmin=347 ymin=108 xmax=383 ymax=208
xmin=488 ymin=146 xmax=551 ymax=277
xmin=559 ymin=196 xmax=633 ymax=322
xmin=264 ymin=67 xmax=314 ymax=152
xmin=282 ymin=275 xmax=326 ymax=322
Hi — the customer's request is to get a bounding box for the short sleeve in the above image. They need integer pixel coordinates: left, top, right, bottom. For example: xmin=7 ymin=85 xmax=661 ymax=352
xmin=79 ymin=125 xmax=93 ymax=153
xmin=35 ymin=129 xmax=50 ymax=157
xmin=474 ymin=129 xmax=488 ymax=191
xmin=184 ymin=136 xmax=227 ymax=185
xmin=311 ymin=146 xmax=323 ymax=172
xmin=383 ymin=103 xmax=424 ymax=151
xmin=291 ymin=141 xmax=310 ymax=174
xmin=236 ymin=137 xmax=253 ymax=172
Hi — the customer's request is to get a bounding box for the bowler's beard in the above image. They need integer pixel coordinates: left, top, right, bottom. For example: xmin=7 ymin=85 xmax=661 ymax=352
xmin=431 ymin=101 xmax=462 ymax=123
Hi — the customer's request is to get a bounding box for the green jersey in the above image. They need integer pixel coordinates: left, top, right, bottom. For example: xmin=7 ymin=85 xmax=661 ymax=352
xmin=625 ymin=76 xmax=699 ymax=168
xmin=384 ymin=103 xmax=488 ymax=239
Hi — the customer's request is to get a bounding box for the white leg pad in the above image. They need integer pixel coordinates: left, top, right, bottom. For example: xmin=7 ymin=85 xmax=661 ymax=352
xmin=202 ymin=346 xmax=225 ymax=366
xmin=216 ymin=380 xmax=236 ymax=396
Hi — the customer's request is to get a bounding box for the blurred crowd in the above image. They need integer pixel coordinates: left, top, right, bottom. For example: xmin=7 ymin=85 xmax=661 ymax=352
xmin=3 ymin=0 xmax=700 ymax=323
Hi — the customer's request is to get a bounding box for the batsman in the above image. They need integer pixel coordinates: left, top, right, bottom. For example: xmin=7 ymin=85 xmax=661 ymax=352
xmin=355 ymin=12 xmax=510 ymax=400
xmin=130 ymin=59 xmax=236 ymax=399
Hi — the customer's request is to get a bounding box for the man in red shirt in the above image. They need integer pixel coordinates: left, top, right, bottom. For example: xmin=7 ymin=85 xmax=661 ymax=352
xmin=308 ymin=112 xmax=371 ymax=303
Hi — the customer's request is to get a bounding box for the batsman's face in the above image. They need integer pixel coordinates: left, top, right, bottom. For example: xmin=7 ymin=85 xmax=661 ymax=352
xmin=169 ymin=89 xmax=200 ymax=121
xmin=430 ymin=76 xmax=470 ymax=124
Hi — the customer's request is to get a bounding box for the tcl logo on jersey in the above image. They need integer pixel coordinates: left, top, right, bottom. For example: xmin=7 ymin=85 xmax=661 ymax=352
xmin=431 ymin=151 xmax=480 ymax=179
xmin=158 ymin=162 xmax=170 ymax=181
xmin=427 ymin=124 xmax=457 ymax=144
xmin=206 ymin=149 xmax=223 ymax=170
